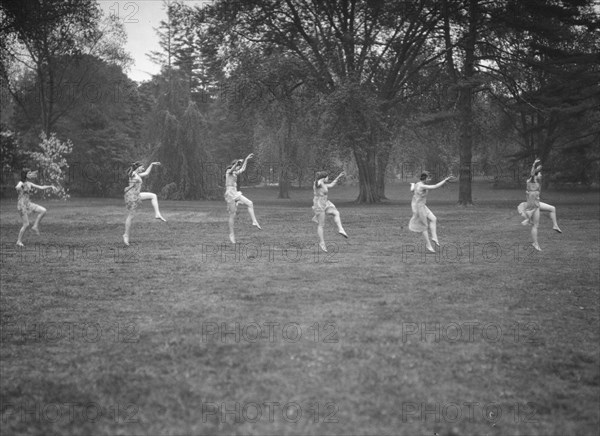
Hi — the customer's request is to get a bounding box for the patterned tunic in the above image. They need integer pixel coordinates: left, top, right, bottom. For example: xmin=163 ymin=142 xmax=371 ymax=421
xmin=224 ymin=170 xmax=243 ymax=213
xmin=312 ymin=180 xmax=336 ymax=219
xmin=408 ymin=182 xmax=432 ymax=233
xmin=517 ymin=180 xmax=541 ymax=219
xmin=124 ymin=173 xmax=142 ymax=212
xmin=16 ymin=182 xmax=39 ymax=216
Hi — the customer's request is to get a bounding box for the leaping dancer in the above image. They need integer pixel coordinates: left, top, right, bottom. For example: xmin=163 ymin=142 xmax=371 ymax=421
xmin=517 ymin=158 xmax=561 ymax=251
xmin=312 ymin=171 xmax=348 ymax=252
xmin=123 ymin=161 xmax=166 ymax=246
xmin=224 ymin=153 xmax=261 ymax=244
xmin=408 ymin=171 xmax=455 ymax=253
xmin=15 ymin=169 xmax=58 ymax=247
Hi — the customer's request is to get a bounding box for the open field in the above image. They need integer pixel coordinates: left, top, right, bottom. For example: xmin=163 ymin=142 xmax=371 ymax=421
xmin=1 ymin=182 xmax=599 ymax=435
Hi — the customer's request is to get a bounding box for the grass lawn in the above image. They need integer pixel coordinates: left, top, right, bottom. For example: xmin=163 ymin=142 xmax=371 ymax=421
xmin=1 ymin=181 xmax=598 ymax=435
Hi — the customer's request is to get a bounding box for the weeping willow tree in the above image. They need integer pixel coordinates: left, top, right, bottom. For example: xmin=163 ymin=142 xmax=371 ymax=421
xmin=149 ymin=100 xmax=209 ymax=199
xmin=141 ymin=42 xmax=212 ymax=201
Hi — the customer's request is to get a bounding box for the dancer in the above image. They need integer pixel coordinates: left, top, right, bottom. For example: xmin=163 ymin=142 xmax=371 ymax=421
xmin=225 ymin=153 xmax=261 ymax=244
xmin=123 ymin=161 xmax=166 ymax=246
xmin=517 ymin=158 xmax=561 ymax=251
xmin=15 ymin=169 xmax=58 ymax=247
xmin=312 ymin=171 xmax=348 ymax=252
xmin=408 ymin=172 xmax=454 ymax=253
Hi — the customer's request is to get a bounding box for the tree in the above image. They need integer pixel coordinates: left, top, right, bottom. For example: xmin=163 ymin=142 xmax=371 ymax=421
xmin=0 ymin=126 xmax=28 ymax=196
xmin=0 ymin=0 xmax=131 ymax=134
xmin=147 ymin=88 xmax=211 ymax=199
xmin=486 ymin=0 xmax=600 ymax=185
xmin=29 ymin=132 xmax=72 ymax=199
xmin=0 ymin=0 xmax=116 ymax=134
xmin=10 ymin=54 xmax=146 ymax=196
xmin=205 ymin=0 xmax=446 ymax=203
xmin=218 ymin=51 xmax=319 ymax=198
xmin=148 ymin=0 xmax=210 ymax=100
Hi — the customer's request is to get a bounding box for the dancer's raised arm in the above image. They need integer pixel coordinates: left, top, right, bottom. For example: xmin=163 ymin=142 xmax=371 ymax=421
xmin=324 ymin=172 xmax=345 ymax=188
xmin=138 ymin=162 xmax=161 ymax=178
xmin=237 ymin=153 xmax=254 ymax=174
xmin=530 ymin=158 xmax=542 ymax=177
xmin=420 ymin=175 xmax=454 ymax=190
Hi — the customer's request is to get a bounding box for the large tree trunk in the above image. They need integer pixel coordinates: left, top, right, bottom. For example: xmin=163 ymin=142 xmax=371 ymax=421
xmin=376 ymin=142 xmax=392 ymax=200
xmin=278 ymin=164 xmax=291 ymax=198
xmin=354 ymin=147 xmax=380 ymax=203
xmin=457 ymin=0 xmax=478 ymax=206
xmin=278 ymin=119 xmax=291 ymax=199
xmin=458 ymin=88 xmax=473 ymax=204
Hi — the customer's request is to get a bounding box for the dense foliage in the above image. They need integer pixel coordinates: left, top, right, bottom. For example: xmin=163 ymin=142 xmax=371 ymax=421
xmin=1 ymin=0 xmax=598 ymax=200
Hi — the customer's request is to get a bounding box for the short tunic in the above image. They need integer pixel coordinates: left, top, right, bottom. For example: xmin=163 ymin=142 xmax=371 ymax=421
xmin=408 ymin=183 xmax=431 ymax=233
xmin=312 ymin=180 xmax=336 ymax=220
xmin=224 ymin=170 xmax=242 ymax=213
xmin=124 ymin=174 xmax=142 ymax=212
xmin=16 ymin=182 xmax=39 ymax=216
xmin=517 ymin=181 xmax=540 ymax=219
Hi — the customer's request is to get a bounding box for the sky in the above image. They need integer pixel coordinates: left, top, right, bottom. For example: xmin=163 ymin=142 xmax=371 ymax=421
xmin=97 ymin=1 xmax=213 ymax=83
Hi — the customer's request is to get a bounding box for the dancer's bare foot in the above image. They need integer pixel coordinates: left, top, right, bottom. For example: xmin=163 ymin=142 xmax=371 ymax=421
xmin=426 ymin=245 xmax=435 ymax=253
xmin=532 ymin=243 xmax=541 ymax=252
xmin=31 ymin=226 xmax=40 ymax=235
xmin=338 ymin=230 xmax=348 ymax=238
xmin=252 ymin=222 xmax=262 ymax=230
xmin=123 ymin=234 xmax=129 ymax=246
xmin=319 ymin=242 xmax=327 ymax=252
xmin=229 ymin=233 xmax=236 ymax=244
xmin=16 ymin=241 xmax=24 ymax=247
xmin=155 ymin=215 xmax=167 ymax=222
xmin=553 ymin=226 xmax=562 ymax=233
xmin=432 ymin=238 xmax=440 ymax=247
xmin=521 ymin=219 xmax=530 ymax=226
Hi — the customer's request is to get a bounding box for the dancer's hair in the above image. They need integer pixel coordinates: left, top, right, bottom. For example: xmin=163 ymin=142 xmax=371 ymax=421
xmin=127 ymin=161 xmax=143 ymax=177
xmin=20 ymin=168 xmax=31 ymax=183
xmin=420 ymin=172 xmax=430 ymax=181
xmin=226 ymin=159 xmax=243 ymax=174
xmin=314 ymin=171 xmax=328 ymax=189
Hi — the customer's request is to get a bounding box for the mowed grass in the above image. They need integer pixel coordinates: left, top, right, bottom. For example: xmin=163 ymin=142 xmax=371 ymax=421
xmin=0 ymin=182 xmax=598 ymax=436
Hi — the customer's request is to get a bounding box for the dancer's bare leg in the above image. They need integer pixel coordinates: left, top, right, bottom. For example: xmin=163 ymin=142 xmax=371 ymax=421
xmin=427 ymin=211 xmax=439 ymax=246
xmin=228 ymin=207 xmax=236 ymax=244
xmin=237 ymin=195 xmax=261 ymax=229
xmin=123 ymin=212 xmax=134 ymax=245
xmin=30 ymin=205 xmax=47 ymax=235
xmin=422 ymin=230 xmax=435 ymax=253
xmin=16 ymin=214 xmax=30 ymax=247
xmin=330 ymin=209 xmax=348 ymax=238
xmin=540 ymin=202 xmax=561 ymax=232
xmin=518 ymin=202 xmax=531 ymax=225
xmin=139 ymin=192 xmax=166 ymax=221
xmin=531 ymin=208 xmax=541 ymax=251
xmin=317 ymin=213 xmax=327 ymax=252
